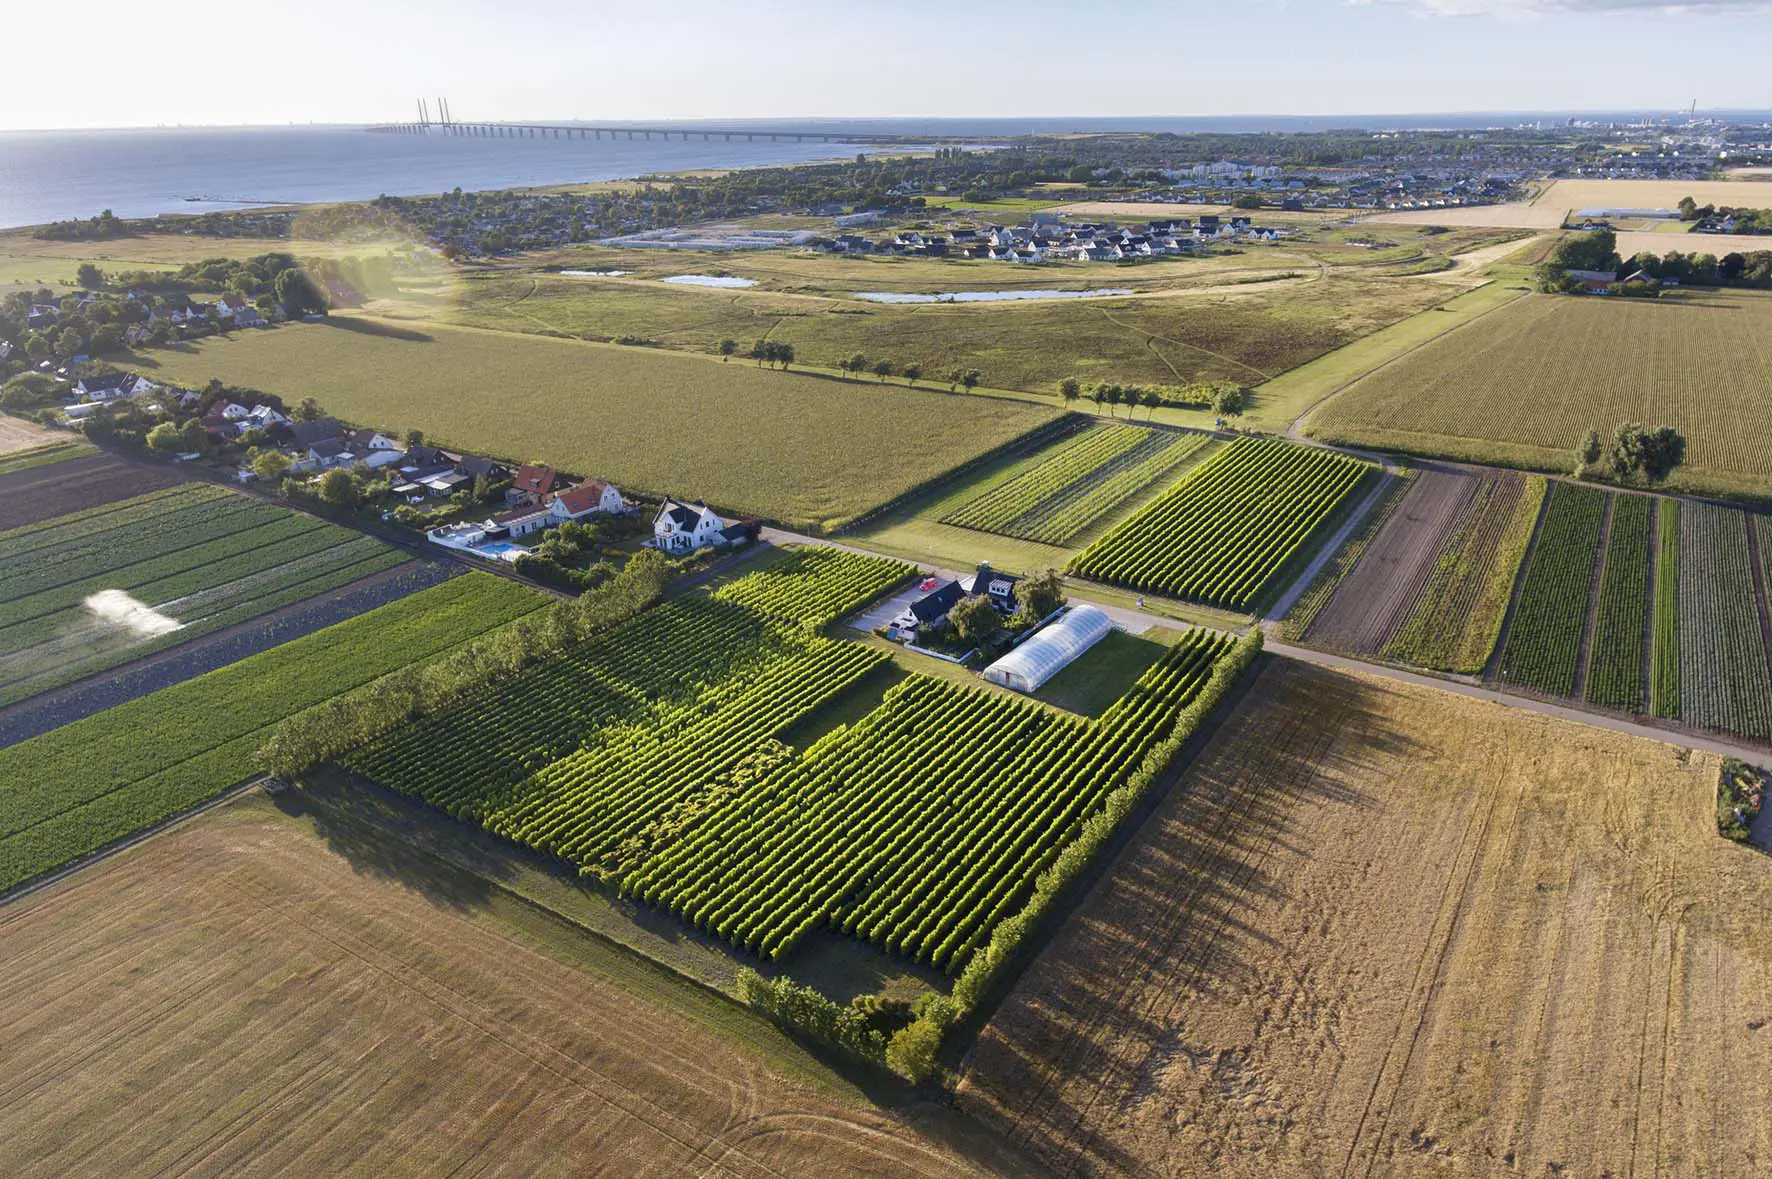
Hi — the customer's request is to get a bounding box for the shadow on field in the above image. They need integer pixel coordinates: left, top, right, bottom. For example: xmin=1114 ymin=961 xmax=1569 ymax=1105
xmin=320 ymin=317 xmax=434 ymax=343
xmin=965 ymin=663 xmax=1411 ymax=1175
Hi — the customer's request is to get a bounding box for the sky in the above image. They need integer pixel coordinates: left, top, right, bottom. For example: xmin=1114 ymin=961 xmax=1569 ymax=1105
xmin=1 ymin=0 xmax=1768 ymax=130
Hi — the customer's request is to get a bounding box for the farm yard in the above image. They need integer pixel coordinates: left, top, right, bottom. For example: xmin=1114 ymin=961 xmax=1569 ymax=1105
xmin=137 ymin=317 xmax=1058 ymax=531
xmin=0 ymin=793 xmax=1024 ymax=1178
xmin=0 ymin=484 xmax=408 ymax=707
xmin=1304 ymin=289 xmax=1772 ymax=499
xmin=346 ymin=548 xmax=1243 ymax=976
xmin=0 ymin=573 xmax=542 ymax=893
xmin=938 ymin=423 xmax=1208 ymax=546
xmin=959 ymin=659 xmax=1772 ymax=1178
xmin=1068 ymin=436 xmax=1374 ymax=611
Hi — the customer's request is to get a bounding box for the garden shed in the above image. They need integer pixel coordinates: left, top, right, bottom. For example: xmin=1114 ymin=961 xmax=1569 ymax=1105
xmin=980 ymin=605 xmax=1114 ymax=694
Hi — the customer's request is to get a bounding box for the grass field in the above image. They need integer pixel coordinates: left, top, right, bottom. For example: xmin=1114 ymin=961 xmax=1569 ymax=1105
xmin=1304 ymin=289 xmax=1772 ymax=498
xmin=135 ymin=317 xmax=1056 ymax=530
xmin=0 ymin=792 xmax=1028 ymax=1178
xmin=961 ymin=658 xmax=1772 ymax=1177
xmin=0 ymin=484 xmax=406 ymax=706
xmin=0 ymin=573 xmax=541 ymax=894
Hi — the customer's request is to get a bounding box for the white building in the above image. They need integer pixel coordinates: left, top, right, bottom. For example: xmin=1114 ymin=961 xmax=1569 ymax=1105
xmin=980 ymin=606 xmax=1114 ymax=694
xmin=551 ymin=479 xmax=625 ymax=521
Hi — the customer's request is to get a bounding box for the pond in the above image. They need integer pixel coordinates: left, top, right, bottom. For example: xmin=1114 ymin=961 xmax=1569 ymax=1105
xmin=558 ymin=269 xmax=631 ymax=277
xmin=849 ymin=288 xmax=1133 ymax=304
xmin=662 ymin=275 xmax=758 ymax=288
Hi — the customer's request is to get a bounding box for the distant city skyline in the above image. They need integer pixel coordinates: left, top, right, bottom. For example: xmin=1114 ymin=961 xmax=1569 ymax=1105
xmin=2 ymin=0 xmax=1769 ymax=132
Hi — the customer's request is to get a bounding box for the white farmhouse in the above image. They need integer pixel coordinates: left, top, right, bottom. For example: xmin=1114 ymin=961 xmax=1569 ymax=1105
xmin=651 ymin=500 xmax=726 ymax=553
xmin=551 ymin=479 xmax=625 ymax=522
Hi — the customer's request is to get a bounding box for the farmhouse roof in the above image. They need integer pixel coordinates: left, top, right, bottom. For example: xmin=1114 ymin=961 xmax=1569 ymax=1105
xmin=456 ymin=454 xmax=504 ymax=479
xmin=289 ymin=418 xmax=343 ymax=446
xmin=512 ymin=463 xmax=560 ymax=497
xmin=554 ymin=480 xmax=611 ymax=516
xmin=909 ymin=580 xmax=964 ymax=625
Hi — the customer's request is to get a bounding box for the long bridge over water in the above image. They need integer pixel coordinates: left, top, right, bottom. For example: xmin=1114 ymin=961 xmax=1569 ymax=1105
xmin=367 ymin=120 xmax=909 ymax=145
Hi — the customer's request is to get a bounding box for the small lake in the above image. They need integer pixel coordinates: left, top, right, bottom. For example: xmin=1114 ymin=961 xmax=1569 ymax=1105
xmin=558 ymin=269 xmax=631 ymax=277
xmin=662 ymin=275 xmax=757 ymax=288
xmin=850 ymin=288 xmax=1133 ymax=304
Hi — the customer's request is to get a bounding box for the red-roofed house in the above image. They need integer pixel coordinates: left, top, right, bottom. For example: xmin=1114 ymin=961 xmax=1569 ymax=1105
xmin=550 ymin=479 xmax=626 ymax=522
xmin=506 ymin=463 xmax=564 ymax=507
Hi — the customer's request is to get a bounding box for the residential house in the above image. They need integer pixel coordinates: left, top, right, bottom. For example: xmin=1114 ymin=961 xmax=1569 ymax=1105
xmin=650 ymin=500 xmax=726 ymax=553
xmin=1566 ymin=269 xmax=1619 ymax=293
xmin=216 ymin=293 xmax=268 ymax=327
xmin=897 ymin=579 xmax=964 ymax=632
xmin=244 ymin=404 xmax=289 ymax=430
xmin=507 ymin=463 xmax=563 ymax=507
xmin=74 ymin=372 xmax=157 ymax=402
xmin=489 ymin=504 xmax=553 ymax=539
xmin=550 ymin=479 xmax=625 ymax=522
xmin=288 ymin=418 xmax=344 ymax=448
xmin=963 ymin=563 xmax=1021 ymax=613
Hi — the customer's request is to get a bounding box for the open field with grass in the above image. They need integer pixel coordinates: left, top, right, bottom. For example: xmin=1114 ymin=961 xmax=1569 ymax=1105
xmin=961 ymin=657 xmax=1772 ymax=1178
xmin=1304 ymin=289 xmax=1772 ymax=499
xmin=135 ymin=317 xmax=1055 ymax=530
xmin=0 ymin=792 xmax=1028 ymax=1178
xmin=0 ymin=573 xmax=541 ymax=894
xmin=0 ymin=483 xmax=406 ymax=707
xmin=0 ymin=228 xmax=411 ymax=293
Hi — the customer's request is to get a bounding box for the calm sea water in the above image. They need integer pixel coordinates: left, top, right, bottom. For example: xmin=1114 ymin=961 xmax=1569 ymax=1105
xmin=6 ymin=112 xmax=1766 ymax=230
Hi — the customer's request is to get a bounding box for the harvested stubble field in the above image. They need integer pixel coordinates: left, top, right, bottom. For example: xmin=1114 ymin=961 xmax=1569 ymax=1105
xmin=960 ymin=658 xmax=1772 ymax=1178
xmin=0 ymin=451 xmax=187 ymax=532
xmin=1305 ymin=290 xmax=1772 ymax=498
xmin=137 ymin=318 xmax=1054 ymax=530
xmin=0 ymin=415 xmax=57 ymax=456
xmin=0 ymin=794 xmax=1026 ymax=1178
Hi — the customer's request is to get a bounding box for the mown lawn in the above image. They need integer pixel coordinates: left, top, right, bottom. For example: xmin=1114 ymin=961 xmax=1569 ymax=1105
xmin=136 ymin=318 xmax=1057 ymax=530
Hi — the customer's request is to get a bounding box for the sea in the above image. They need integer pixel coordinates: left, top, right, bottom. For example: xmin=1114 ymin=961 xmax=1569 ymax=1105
xmin=4 ymin=112 xmax=1768 ymax=231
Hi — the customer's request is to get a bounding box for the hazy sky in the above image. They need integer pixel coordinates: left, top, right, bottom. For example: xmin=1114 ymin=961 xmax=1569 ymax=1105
xmin=2 ymin=0 xmax=1768 ymax=130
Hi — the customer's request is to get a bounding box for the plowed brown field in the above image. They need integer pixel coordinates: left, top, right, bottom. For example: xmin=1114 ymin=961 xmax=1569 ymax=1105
xmin=0 ymin=794 xmax=1032 ymax=1178
xmin=960 ymin=658 xmax=1772 ymax=1178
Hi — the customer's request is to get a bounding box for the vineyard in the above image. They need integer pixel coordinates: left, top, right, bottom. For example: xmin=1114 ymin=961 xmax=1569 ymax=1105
xmin=349 ymin=571 xmax=1239 ymax=974
xmin=1677 ymin=502 xmax=1772 ymax=739
xmin=0 ymin=483 xmax=405 ymax=705
xmin=1582 ymin=493 xmax=1652 ymax=712
xmin=0 ymin=574 xmax=542 ymax=894
xmin=1652 ymin=498 xmax=1681 ymax=718
xmin=1498 ymin=482 xmax=1606 ymax=696
xmin=710 ymin=546 xmax=913 ymax=629
xmin=939 ymin=425 xmax=1209 ymax=546
xmin=1067 ymin=437 xmax=1373 ymax=611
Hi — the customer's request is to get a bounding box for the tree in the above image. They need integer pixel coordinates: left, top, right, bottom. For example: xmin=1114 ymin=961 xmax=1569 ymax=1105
xmin=1102 ymin=383 xmax=1121 ymax=417
xmin=75 ymin=263 xmax=105 ymax=290
xmin=1231 ymin=195 xmax=1263 ymax=210
xmin=1577 ymin=428 xmax=1602 ymax=474
xmin=718 ymin=338 xmax=738 ymax=362
xmin=1211 ymin=383 xmax=1246 ymax=417
xmin=273 ymin=268 xmax=328 ymax=317
xmin=146 ymin=421 xmax=183 ymax=452
xmin=23 ymin=334 xmax=49 ymax=361
xmin=89 ymin=323 xmax=125 ymax=354
xmin=0 ymin=373 xmax=66 ymax=412
xmin=773 ymin=341 xmax=794 ymax=370
xmin=1678 ymin=195 xmax=1700 ymax=221
xmin=317 ymin=467 xmax=360 ymax=508
xmin=749 ymin=338 xmax=770 ymax=366
xmin=54 ymin=327 xmax=84 ymax=358
xmin=250 ymin=447 xmax=292 ymax=481
xmin=1143 ymin=387 xmax=1163 ymax=417
xmin=296 ymin=397 xmax=322 ymax=423
xmin=406 ymin=428 xmax=425 ymax=448
xmin=178 ymin=418 xmax=209 ymax=454
xmin=844 ymin=352 xmax=870 ymax=376
xmin=1059 ymin=377 xmax=1080 ymax=404
xmin=947 ymin=595 xmax=999 ymax=645
xmin=871 ymin=358 xmax=894 ymax=381
xmin=902 ymin=362 xmax=922 ymax=386
xmin=1013 ymin=569 xmax=1065 ymax=622
xmin=958 ymin=369 xmax=981 ymax=393
xmin=1607 ymin=422 xmax=1687 ymax=483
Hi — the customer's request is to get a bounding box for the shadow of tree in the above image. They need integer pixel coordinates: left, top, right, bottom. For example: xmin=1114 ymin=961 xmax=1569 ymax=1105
xmin=320 ymin=317 xmax=433 ymax=343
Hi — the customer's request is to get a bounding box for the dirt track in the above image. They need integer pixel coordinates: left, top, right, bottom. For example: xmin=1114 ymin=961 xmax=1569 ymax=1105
xmin=961 ymin=658 xmax=1772 ymax=1177
xmin=0 ymin=796 xmax=1032 ymax=1178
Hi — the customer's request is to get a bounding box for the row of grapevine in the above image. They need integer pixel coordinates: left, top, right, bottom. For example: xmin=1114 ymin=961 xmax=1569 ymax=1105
xmin=1651 ymin=498 xmax=1681 ymax=718
xmin=940 ymin=425 xmax=1207 ymax=546
xmin=617 ymin=631 xmax=1235 ymax=974
xmin=1677 ymin=502 xmax=1772 ymax=739
xmin=1067 ymin=436 xmax=1373 ymax=610
xmin=1498 ymin=482 xmax=1607 ymax=696
xmin=710 ymin=547 xmax=914 ymax=629
xmin=1582 ymin=493 xmax=1652 ymax=711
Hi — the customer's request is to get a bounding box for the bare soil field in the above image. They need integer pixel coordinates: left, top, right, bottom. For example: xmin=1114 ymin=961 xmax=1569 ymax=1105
xmin=0 ymin=417 xmax=57 ymax=456
xmin=0 ymin=794 xmax=1032 ymax=1178
xmin=1367 ymin=178 xmax=1772 ymax=234
xmin=1304 ymin=470 xmax=1476 ymax=655
xmin=960 ymin=658 xmax=1772 ymax=1178
xmin=0 ymin=453 xmax=186 ymax=531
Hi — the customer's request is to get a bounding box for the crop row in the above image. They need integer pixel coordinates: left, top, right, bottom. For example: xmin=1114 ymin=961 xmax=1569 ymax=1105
xmin=941 ymin=426 xmax=1205 ymax=545
xmin=1651 ymin=498 xmax=1681 ymax=718
xmin=617 ymin=631 xmax=1234 ymax=973
xmin=710 ymin=547 xmax=914 ymax=629
xmin=0 ymin=489 xmax=264 ymax=594
xmin=1582 ymin=493 xmax=1652 ymax=712
xmin=1677 ymin=502 xmax=1772 ymax=738
xmin=1498 ymin=482 xmax=1607 ymax=695
xmin=0 ymin=574 xmax=544 ymax=893
xmin=1068 ymin=436 xmax=1372 ymax=610
xmin=1384 ymin=473 xmax=1544 ymax=673
xmin=0 ymin=482 xmax=224 ymax=551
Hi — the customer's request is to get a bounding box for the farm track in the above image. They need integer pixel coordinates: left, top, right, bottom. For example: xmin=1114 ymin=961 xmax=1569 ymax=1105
xmin=1304 ymin=471 xmax=1474 ymax=654
xmin=1571 ymin=493 xmax=1616 ymax=701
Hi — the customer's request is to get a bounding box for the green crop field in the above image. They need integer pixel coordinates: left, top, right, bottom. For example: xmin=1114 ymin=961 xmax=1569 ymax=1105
xmin=0 ymin=441 xmax=99 ymax=475
xmin=939 ymin=424 xmax=1207 ymax=546
xmin=1304 ymin=289 xmax=1772 ymax=499
xmin=348 ymin=568 xmax=1239 ymax=975
xmin=0 ymin=574 xmax=542 ymax=893
xmin=0 ymin=484 xmax=406 ymax=706
xmin=1067 ymin=436 xmax=1373 ymax=611
xmin=137 ymin=319 xmax=1056 ymax=531
xmin=1677 ymin=502 xmax=1772 ymax=738
xmin=710 ymin=546 xmax=913 ymax=630
xmin=1583 ymin=493 xmax=1652 ymax=712
xmin=1498 ymin=482 xmax=1607 ymax=696
xmin=1651 ymin=498 xmax=1681 ymax=718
